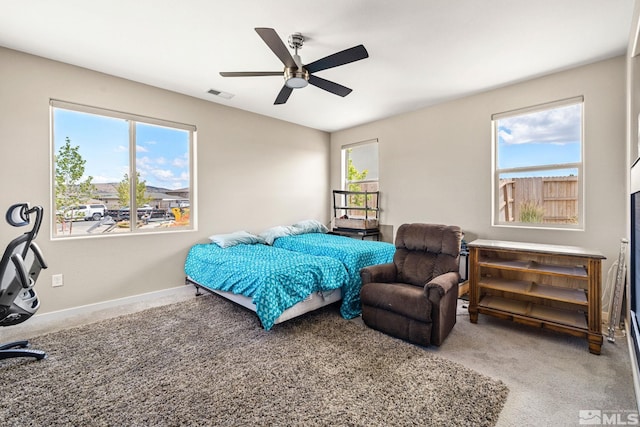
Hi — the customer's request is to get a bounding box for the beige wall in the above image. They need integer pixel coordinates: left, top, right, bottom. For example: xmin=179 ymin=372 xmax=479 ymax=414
xmin=0 ymin=46 xmax=627 ymax=314
xmin=331 ymin=56 xmax=627 ymax=274
xmin=0 ymin=47 xmax=330 ymax=313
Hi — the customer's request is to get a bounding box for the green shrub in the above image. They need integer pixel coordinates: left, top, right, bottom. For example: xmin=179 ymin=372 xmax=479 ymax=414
xmin=519 ymin=200 xmax=545 ymax=223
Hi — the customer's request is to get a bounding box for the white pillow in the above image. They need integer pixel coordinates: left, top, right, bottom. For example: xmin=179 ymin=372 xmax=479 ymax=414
xmin=292 ymin=219 xmax=329 ymax=234
xmin=259 ymin=225 xmax=297 ymax=245
xmin=209 ymin=230 xmax=265 ymax=248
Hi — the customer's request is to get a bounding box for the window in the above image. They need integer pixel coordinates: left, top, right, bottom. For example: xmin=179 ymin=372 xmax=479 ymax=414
xmin=340 ymin=139 xmax=379 ymax=214
xmin=51 ymin=100 xmax=195 ymax=238
xmin=492 ymin=97 xmax=583 ymax=229
xmin=342 ymin=139 xmax=379 ymax=193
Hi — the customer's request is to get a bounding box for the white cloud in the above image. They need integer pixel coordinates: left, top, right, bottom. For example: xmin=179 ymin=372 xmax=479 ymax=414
xmin=170 ymin=152 xmax=189 ymax=169
xmin=151 ymin=169 xmax=174 ymax=180
xmin=172 ymin=157 xmax=188 ymax=168
xmin=136 ymin=145 xmax=149 ymax=152
xmin=91 ymin=174 xmax=121 ymax=183
xmin=136 ymin=156 xmax=152 ymax=168
xmin=145 ymin=168 xmax=188 ymax=190
xmin=499 ymin=104 xmax=581 ymax=145
xmin=130 ymin=152 xmax=189 ymax=189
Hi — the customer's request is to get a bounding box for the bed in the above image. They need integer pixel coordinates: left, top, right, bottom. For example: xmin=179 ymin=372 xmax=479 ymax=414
xmin=184 ymin=241 xmax=349 ymax=330
xmin=272 ymin=232 xmax=396 ymax=319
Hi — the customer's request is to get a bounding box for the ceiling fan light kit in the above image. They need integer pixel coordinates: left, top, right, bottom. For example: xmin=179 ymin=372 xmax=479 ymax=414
xmin=220 ymin=27 xmax=368 ymax=104
xmin=284 ymin=68 xmax=309 ymax=88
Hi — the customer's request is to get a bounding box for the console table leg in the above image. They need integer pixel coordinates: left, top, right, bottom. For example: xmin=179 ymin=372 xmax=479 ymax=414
xmin=588 ymin=334 xmax=603 ymax=355
xmin=469 ymin=308 xmax=478 ymax=324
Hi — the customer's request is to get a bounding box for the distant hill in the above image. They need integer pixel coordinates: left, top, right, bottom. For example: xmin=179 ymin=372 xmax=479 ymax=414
xmin=94 ymin=183 xmax=175 ymax=195
xmin=94 ymin=183 xmax=118 ymax=194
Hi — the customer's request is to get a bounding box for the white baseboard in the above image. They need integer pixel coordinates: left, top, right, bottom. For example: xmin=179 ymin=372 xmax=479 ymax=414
xmin=1 ymin=284 xmax=195 ymax=342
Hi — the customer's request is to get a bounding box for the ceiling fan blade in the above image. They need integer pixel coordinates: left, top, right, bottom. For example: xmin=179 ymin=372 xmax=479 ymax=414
xmin=308 ymin=75 xmax=352 ymax=97
xmin=305 ymin=45 xmax=368 ymax=74
xmin=255 ymin=27 xmax=296 ymax=69
xmin=274 ymin=85 xmax=293 ymax=104
xmin=220 ymin=71 xmax=283 ymax=77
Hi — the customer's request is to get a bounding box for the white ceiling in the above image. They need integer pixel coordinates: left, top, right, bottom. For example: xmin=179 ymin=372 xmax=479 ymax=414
xmin=0 ymin=0 xmax=634 ymax=132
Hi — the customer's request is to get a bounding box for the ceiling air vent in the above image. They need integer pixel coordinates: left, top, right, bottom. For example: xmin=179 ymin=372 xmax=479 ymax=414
xmin=207 ymin=88 xmax=234 ymax=99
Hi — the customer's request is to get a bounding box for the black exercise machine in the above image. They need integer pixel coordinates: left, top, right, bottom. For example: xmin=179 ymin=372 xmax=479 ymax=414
xmin=0 ymin=203 xmax=47 ymax=360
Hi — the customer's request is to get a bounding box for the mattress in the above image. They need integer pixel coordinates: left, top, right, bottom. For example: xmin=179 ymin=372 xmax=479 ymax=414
xmin=202 ymin=287 xmax=343 ymax=325
xmin=272 ymin=232 xmax=396 ymax=318
xmin=184 ymin=242 xmax=348 ymax=330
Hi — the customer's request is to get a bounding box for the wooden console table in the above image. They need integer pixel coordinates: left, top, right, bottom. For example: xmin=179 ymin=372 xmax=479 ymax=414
xmin=467 ymin=239 xmax=605 ymax=354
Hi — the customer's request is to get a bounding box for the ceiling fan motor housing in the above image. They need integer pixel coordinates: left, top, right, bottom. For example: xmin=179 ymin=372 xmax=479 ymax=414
xmin=284 ymin=67 xmax=309 ymax=88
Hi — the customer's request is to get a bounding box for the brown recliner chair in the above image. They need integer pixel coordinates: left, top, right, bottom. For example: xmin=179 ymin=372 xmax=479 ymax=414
xmin=360 ymin=223 xmax=462 ymax=346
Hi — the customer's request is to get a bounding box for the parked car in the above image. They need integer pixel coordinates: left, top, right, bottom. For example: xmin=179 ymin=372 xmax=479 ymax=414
xmin=118 ymin=204 xmax=155 ymax=219
xmin=63 ymin=204 xmax=107 ymax=221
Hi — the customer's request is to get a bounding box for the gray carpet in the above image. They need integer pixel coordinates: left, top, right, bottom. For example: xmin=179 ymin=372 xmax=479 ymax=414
xmin=0 ymin=295 xmax=508 ymax=426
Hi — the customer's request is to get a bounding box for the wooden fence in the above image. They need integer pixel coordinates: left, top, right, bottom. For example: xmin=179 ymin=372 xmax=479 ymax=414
xmin=499 ymin=176 xmax=578 ymax=224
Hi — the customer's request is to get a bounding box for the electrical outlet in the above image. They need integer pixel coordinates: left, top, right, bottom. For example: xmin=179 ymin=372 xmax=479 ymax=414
xmin=52 ymin=274 xmax=64 ymax=287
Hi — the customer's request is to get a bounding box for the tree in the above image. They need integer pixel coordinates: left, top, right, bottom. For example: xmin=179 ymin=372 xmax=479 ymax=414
xmin=55 ymin=137 xmax=96 ymax=219
xmin=346 ymin=150 xmax=369 ymax=207
xmin=116 ymin=172 xmax=151 ymax=208
xmin=347 ymin=157 xmax=369 ymax=190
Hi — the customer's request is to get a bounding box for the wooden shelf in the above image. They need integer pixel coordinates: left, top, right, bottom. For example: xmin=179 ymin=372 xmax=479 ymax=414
xmin=468 ymin=239 xmax=604 ymax=354
xmin=479 ymin=277 xmax=587 ymax=306
xmin=478 ymin=259 xmax=588 ymax=279
xmin=479 ymin=295 xmax=587 ymax=330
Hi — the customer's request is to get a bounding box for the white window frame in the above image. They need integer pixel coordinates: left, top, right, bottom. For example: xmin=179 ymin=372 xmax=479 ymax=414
xmin=341 ymin=138 xmax=379 ymax=192
xmin=491 ymin=96 xmax=584 ymax=230
xmin=50 ymin=100 xmax=197 ymax=239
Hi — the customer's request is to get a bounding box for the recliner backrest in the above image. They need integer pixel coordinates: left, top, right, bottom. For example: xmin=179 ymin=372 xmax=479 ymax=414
xmin=393 ymin=223 xmax=462 ymax=286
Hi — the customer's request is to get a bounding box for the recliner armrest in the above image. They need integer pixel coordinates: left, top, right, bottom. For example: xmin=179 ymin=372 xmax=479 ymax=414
xmin=424 ymin=271 xmax=460 ymax=300
xmin=424 ymin=271 xmax=460 ymax=346
xmin=360 ymin=263 xmax=397 ymax=285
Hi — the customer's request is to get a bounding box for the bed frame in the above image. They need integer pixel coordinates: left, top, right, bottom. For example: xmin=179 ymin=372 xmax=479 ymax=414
xmin=185 ymin=276 xmax=342 ymax=327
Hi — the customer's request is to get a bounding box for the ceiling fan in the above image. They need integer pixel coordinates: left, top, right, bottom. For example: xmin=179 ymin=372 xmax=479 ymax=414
xmin=220 ymin=27 xmax=369 ymax=105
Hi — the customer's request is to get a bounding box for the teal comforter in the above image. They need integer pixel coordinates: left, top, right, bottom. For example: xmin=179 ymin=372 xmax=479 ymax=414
xmin=273 ymin=233 xmax=396 ymax=318
xmin=184 ymin=243 xmax=348 ymax=330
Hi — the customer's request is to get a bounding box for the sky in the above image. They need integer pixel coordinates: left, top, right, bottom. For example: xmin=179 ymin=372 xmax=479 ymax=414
xmin=497 ymin=103 xmax=581 ymax=178
xmin=53 ymin=108 xmax=190 ymax=190
xmin=54 ymin=102 xmax=578 ymax=189
xmin=348 ymin=142 xmax=379 ymax=180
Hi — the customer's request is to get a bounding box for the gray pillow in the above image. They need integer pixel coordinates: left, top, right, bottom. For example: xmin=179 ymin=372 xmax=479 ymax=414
xmin=259 ymin=225 xmax=297 ymax=245
xmin=209 ymin=230 xmax=265 ymax=248
xmin=292 ymin=219 xmax=329 ymax=234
